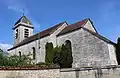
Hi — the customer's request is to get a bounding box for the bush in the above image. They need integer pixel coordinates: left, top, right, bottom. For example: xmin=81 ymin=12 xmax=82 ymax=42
xmin=8 ymin=54 xmax=32 ymax=66
xmin=45 ymin=42 xmax=54 ymax=64
xmin=53 ymin=44 xmax=73 ymax=68
xmin=0 ymin=49 xmax=9 ymax=66
xmin=116 ymin=37 xmax=120 ymax=64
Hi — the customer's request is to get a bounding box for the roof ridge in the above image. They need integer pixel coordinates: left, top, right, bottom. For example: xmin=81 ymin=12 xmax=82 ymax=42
xmin=39 ymin=21 xmax=66 ymax=32
xmin=57 ymin=18 xmax=88 ymax=36
xmin=81 ymin=27 xmax=116 ymax=45
xmin=24 ymin=21 xmax=66 ymax=40
xmin=8 ymin=21 xmax=65 ymax=51
xmin=68 ymin=18 xmax=88 ymax=27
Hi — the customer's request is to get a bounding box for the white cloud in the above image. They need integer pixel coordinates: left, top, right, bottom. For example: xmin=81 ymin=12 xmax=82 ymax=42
xmin=0 ymin=43 xmax=12 ymax=52
xmin=5 ymin=0 xmax=28 ymax=14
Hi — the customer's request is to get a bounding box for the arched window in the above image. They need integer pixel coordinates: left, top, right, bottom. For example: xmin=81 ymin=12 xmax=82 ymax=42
xmin=32 ymin=47 xmax=36 ymax=60
xmin=19 ymin=51 xmax=21 ymax=57
xmin=65 ymin=40 xmax=72 ymax=50
xmin=64 ymin=40 xmax=73 ymax=68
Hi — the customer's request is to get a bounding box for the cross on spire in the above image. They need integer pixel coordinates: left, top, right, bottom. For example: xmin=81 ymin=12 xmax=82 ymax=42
xmin=22 ymin=9 xmax=25 ymax=16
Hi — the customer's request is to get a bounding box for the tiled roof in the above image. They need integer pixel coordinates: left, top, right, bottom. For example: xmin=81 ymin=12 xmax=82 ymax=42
xmin=57 ymin=18 xmax=115 ymax=45
xmin=57 ymin=18 xmax=88 ymax=36
xmin=8 ymin=22 xmax=65 ymax=51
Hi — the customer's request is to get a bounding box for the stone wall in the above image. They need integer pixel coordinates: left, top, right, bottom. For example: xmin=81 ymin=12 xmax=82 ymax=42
xmin=1 ymin=65 xmax=120 ymax=78
xmin=9 ymin=36 xmax=50 ymax=63
xmin=0 ymin=69 xmax=59 ymax=78
xmin=60 ymin=65 xmax=120 ymax=78
xmin=57 ymin=28 xmax=117 ymax=67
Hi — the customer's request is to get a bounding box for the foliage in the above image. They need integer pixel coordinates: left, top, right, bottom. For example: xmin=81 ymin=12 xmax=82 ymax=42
xmin=116 ymin=37 xmax=120 ymax=64
xmin=8 ymin=54 xmax=32 ymax=66
xmin=45 ymin=42 xmax=54 ymax=64
xmin=0 ymin=48 xmax=32 ymax=66
xmin=0 ymin=40 xmax=73 ymax=68
xmin=53 ymin=42 xmax=73 ymax=68
xmin=0 ymin=50 xmax=9 ymax=66
xmin=53 ymin=46 xmax=61 ymax=65
xmin=59 ymin=44 xmax=73 ymax=68
xmin=64 ymin=41 xmax=73 ymax=68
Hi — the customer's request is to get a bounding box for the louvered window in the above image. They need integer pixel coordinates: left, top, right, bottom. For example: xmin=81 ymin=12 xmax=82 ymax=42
xmin=15 ymin=29 xmax=18 ymax=39
xmin=24 ymin=29 xmax=29 ymax=38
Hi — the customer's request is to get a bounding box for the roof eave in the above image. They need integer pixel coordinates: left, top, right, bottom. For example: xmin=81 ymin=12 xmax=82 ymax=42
xmin=82 ymin=27 xmax=116 ymax=45
xmin=57 ymin=18 xmax=89 ymax=36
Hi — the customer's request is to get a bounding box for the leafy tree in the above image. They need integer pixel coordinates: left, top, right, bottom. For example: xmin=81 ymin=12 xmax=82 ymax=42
xmin=0 ymin=48 xmax=32 ymax=66
xmin=53 ymin=43 xmax=73 ymax=68
xmin=64 ymin=40 xmax=73 ymax=68
xmin=0 ymin=49 xmax=9 ymax=66
xmin=8 ymin=55 xmax=20 ymax=66
xmin=53 ymin=46 xmax=61 ymax=66
xmin=45 ymin=42 xmax=54 ymax=64
xmin=8 ymin=54 xmax=32 ymax=66
xmin=116 ymin=37 xmax=120 ymax=64
xmin=60 ymin=44 xmax=73 ymax=68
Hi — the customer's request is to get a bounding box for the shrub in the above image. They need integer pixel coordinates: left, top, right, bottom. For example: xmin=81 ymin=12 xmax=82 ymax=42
xmin=53 ymin=44 xmax=73 ymax=68
xmin=116 ymin=37 xmax=120 ymax=64
xmin=45 ymin=42 xmax=54 ymax=64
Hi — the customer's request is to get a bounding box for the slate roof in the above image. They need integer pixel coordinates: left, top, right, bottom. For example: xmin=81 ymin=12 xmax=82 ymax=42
xmin=14 ymin=16 xmax=33 ymax=26
xmin=57 ymin=18 xmax=116 ymax=45
xmin=57 ymin=18 xmax=88 ymax=36
xmin=8 ymin=22 xmax=65 ymax=51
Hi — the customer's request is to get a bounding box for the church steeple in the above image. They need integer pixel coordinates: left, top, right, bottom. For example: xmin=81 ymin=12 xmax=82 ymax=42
xmin=14 ymin=16 xmax=32 ymax=25
xmin=13 ymin=16 xmax=34 ymax=46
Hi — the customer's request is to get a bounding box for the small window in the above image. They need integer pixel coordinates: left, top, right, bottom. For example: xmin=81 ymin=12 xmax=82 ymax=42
xmin=24 ymin=29 xmax=29 ymax=38
xmin=32 ymin=47 xmax=36 ymax=60
xmin=15 ymin=29 xmax=18 ymax=39
xmin=19 ymin=51 xmax=21 ymax=57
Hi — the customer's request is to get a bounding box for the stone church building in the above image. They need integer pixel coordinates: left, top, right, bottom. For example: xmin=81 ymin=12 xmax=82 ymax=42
xmin=8 ymin=16 xmax=118 ymax=67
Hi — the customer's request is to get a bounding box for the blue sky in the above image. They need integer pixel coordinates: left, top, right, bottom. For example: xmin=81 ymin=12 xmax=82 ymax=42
xmin=0 ymin=0 xmax=119 ymax=51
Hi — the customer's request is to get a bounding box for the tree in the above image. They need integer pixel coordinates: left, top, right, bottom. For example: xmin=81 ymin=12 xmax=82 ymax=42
xmin=64 ymin=40 xmax=73 ymax=68
xmin=0 ymin=49 xmax=9 ymax=66
xmin=45 ymin=42 xmax=54 ymax=64
xmin=8 ymin=54 xmax=32 ymax=66
xmin=8 ymin=55 xmax=20 ymax=66
xmin=0 ymin=48 xmax=33 ymax=66
xmin=116 ymin=37 xmax=120 ymax=64
xmin=60 ymin=44 xmax=73 ymax=68
xmin=53 ymin=43 xmax=73 ymax=68
xmin=53 ymin=46 xmax=61 ymax=66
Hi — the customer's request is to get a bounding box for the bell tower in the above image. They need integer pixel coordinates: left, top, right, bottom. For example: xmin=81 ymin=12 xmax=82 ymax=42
xmin=13 ymin=16 xmax=34 ymax=46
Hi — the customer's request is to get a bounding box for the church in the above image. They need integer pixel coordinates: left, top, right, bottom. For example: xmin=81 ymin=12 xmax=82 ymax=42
xmin=8 ymin=16 xmax=118 ymax=67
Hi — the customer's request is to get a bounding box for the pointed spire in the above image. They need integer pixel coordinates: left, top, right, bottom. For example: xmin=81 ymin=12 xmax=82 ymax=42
xmin=14 ymin=16 xmax=33 ymax=26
